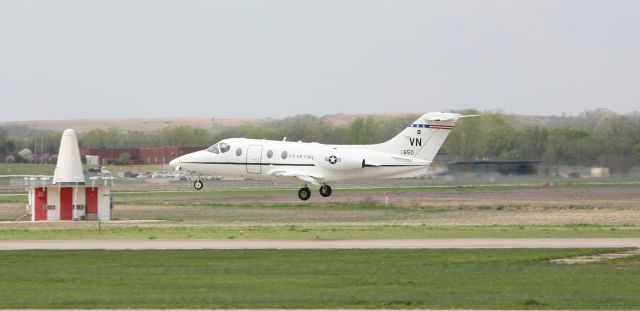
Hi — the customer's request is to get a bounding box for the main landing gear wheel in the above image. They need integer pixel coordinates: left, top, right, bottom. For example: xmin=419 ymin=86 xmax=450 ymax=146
xmin=298 ymin=187 xmax=311 ymax=201
xmin=319 ymin=184 xmax=332 ymax=197
xmin=193 ymin=180 xmax=204 ymax=190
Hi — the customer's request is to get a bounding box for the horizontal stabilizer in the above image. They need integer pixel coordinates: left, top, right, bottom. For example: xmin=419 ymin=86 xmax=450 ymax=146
xmin=390 ymin=155 xmax=414 ymax=161
xmin=390 ymin=156 xmax=432 ymax=166
xmin=423 ymin=112 xmax=461 ymax=122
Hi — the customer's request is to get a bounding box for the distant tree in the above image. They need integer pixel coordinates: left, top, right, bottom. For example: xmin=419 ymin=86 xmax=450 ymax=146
xmin=17 ymin=148 xmax=33 ymax=163
xmin=0 ymin=127 xmax=7 ymax=158
xmin=545 ymin=127 xmax=593 ymax=167
xmin=376 ymin=114 xmax=420 ymax=143
xmin=445 ymin=113 xmax=520 ymax=161
xmin=159 ymin=126 xmax=210 ymax=147
xmin=263 ymin=115 xmax=335 ymax=143
xmin=326 ymin=126 xmax=350 ymax=144
xmin=5 ymin=139 xmax=17 ymax=156
xmin=5 ymin=109 xmax=640 ymax=172
xmin=116 ymin=152 xmax=131 ymax=165
xmin=29 ymin=133 xmax=62 ymax=163
xmin=348 ymin=117 xmax=381 ymax=144
xmin=480 ymin=114 xmax=520 ymax=160
xmin=518 ymin=126 xmax=548 ymax=160
xmin=120 ymin=131 xmax=158 ymax=148
xmin=443 ymin=110 xmax=483 ymax=160
xmin=595 ymin=115 xmax=639 ymax=173
xmin=80 ymin=128 xmax=122 ymax=148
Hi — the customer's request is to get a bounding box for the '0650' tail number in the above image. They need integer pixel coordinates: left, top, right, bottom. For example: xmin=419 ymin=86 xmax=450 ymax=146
xmin=401 ymin=149 xmax=415 ymax=156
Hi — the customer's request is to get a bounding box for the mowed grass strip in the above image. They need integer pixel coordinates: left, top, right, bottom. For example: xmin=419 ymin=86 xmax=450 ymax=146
xmin=2 ymin=224 xmax=640 ymax=240
xmin=112 ymin=181 xmax=640 ymax=202
xmin=2 ymin=180 xmax=640 ymax=203
xmin=0 ymin=249 xmax=639 ymax=309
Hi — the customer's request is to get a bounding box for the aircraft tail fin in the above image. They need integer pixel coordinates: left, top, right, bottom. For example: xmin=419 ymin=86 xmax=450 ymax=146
xmin=371 ymin=112 xmax=465 ymax=162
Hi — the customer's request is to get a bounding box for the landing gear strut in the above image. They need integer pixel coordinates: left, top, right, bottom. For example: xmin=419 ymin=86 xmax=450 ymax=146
xmin=319 ymin=184 xmax=332 ymax=197
xmin=298 ymin=187 xmax=311 ymax=201
xmin=193 ymin=179 xmax=204 ymax=190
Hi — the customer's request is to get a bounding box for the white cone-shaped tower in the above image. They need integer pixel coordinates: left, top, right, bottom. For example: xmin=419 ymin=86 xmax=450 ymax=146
xmin=53 ymin=129 xmax=85 ymax=185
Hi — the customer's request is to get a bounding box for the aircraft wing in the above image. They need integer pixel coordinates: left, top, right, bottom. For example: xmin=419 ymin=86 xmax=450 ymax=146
xmin=268 ymin=169 xmax=323 ymax=186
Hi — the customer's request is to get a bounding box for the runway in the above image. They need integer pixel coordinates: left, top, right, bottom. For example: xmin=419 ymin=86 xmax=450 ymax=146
xmin=2 ymin=238 xmax=640 ymax=250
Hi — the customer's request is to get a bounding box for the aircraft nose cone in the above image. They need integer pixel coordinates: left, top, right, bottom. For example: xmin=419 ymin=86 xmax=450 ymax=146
xmin=169 ymin=157 xmax=180 ymax=169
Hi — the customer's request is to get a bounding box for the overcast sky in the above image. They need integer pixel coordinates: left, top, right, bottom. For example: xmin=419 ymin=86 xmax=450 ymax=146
xmin=1 ymin=0 xmax=638 ymax=121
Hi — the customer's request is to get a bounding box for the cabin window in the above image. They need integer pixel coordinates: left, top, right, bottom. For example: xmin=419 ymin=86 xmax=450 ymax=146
xmin=236 ymin=148 xmax=242 ymax=156
xmin=281 ymin=151 xmax=288 ymax=160
xmin=267 ymin=150 xmax=273 ymax=158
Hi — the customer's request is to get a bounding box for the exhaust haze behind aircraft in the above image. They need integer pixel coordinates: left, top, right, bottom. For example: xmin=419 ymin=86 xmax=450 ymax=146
xmin=169 ymin=112 xmax=466 ymax=200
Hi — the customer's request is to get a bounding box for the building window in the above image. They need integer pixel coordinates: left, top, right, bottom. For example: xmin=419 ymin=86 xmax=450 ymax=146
xmin=236 ymin=148 xmax=242 ymax=156
xmin=281 ymin=151 xmax=288 ymax=160
xmin=267 ymin=150 xmax=273 ymax=158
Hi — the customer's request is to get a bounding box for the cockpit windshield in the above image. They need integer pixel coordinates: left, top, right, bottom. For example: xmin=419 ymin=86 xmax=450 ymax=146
xmin=206 ymin=142 xmax=231 ymax=154
xmin=207 ymin=144 xmax=220 ymax=154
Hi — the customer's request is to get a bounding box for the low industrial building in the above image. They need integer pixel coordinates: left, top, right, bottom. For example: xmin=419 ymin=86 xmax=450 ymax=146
xmin=27 ymin=178 xmax=112 ymax=221
xmin=81 ymin=146 xmax=204 ymax=165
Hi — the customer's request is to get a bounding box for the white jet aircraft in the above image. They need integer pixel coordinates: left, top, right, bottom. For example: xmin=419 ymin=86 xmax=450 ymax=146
xmin=169 ymin=112 xmax=465 ymax=200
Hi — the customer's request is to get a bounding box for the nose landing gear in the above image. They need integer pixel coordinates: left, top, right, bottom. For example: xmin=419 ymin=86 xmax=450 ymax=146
xmin=193 ymin=179 xmax=204 ymax=191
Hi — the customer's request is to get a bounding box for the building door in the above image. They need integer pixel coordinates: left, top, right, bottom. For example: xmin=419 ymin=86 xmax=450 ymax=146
xmin=86 ymin=188 xmax=98 ymax=214
xmin=34 ymin=187 xmax=47 ymax=221
xmin=60 ymin=187 xmax=73 ymax=220
xmin=246 ymin=145 xmax=263 ymax=174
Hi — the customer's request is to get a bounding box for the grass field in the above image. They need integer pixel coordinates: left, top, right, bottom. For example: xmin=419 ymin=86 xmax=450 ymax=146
xmin=0 ymin=182 xmax=553 ymax=201
xmin=2 ymin=181 xmax=640 ymax=239
xmin=0 ymin=249 xmax=639 ymax=309
xmin=0 ymin=163 xmax=165 ymax=176
xmin=1 ymin=224 xmax=640 ymax=240
xmin=0 ymin=184 xmax=587 ymax=203
xmin=0 ymin=163 xmax=55 ymax=176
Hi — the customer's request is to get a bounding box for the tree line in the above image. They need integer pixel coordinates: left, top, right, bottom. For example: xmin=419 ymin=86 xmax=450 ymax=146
xmin=1 ymin=109 xmax=639 ymax=173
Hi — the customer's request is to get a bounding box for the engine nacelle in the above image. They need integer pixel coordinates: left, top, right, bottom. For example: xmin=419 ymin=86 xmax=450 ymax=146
xmin=314 ymin=150 xmax=366 ymax=171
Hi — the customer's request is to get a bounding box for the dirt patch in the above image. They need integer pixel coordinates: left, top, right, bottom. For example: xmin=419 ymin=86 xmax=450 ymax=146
xmin=551 ymin=248 xmax=640 ymax=264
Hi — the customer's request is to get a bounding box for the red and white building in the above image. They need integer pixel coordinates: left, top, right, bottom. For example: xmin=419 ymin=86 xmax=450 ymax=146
xmin=26 ymin=129 xmax=113 ymax=221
